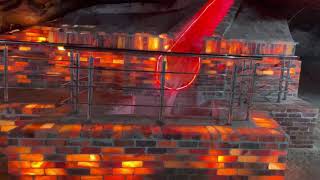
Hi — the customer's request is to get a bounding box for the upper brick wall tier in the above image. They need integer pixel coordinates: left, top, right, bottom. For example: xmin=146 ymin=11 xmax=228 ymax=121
xmin=205 ymin=37 xmax=297 ymax=56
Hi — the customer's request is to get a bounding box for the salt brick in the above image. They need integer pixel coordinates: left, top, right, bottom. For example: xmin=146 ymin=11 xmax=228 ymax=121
xmin=20 ymin=154 xmax=44 ymax=161
xmin=45 ymin=168 xmax=67 ymax=175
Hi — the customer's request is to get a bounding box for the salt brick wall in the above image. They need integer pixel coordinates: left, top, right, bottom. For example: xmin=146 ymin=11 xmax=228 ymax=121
xmin=0 ymin=115 xmax=288 ymax=179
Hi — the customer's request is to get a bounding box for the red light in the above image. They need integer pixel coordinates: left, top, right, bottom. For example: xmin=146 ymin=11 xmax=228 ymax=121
xmin=155 ymin=0 xmax=234 ymax=90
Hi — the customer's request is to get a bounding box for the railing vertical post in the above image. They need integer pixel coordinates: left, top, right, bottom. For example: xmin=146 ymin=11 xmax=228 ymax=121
xmin=87 ymin=56 xmax=94 ymax=122
xmin=283 ymin=59 xmax=291 ymax=100
xmin=3 ymin=45 xmax=8 ymax=103
xmin=158 ymin=57 xmax=167 ymax=125
xmin=70 ymin=50 xmax=75 ymax=113
xmin=75 ymin=52 xmax=80 ymax=113
xmin=228 ymin=64 xmax=238 ymax=125
xmin=246 ymin=62 xmax=258 ymax=120
xmin=277 ymin=59 xmax=285 ymax=103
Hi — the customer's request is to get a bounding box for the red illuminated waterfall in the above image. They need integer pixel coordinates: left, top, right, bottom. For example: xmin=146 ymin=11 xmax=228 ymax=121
xmin=156 ymin=0 xmax=234 ymax=90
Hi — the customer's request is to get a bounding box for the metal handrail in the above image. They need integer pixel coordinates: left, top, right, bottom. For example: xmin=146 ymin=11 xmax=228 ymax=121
xmin=0 ymin=39 xmax=299 ymax=60
xmin=0 ymin=39 xmax=295 ymax=125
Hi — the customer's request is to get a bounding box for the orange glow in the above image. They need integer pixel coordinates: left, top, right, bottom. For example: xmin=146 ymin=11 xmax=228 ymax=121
xmin=0 ymin=125 xmax=17 ymax=132
xmin=218 ymin=156 xmax=238 ymax=163
xmin=19 ymin=46 xmax=31 ymax=51
xmin=22 ymin=104 xmax=55 ymax=114
xmin=113 ymin=168 xmax=134 ymax=175
xmin=66 ymin=154 xmax=100 ymax=162
xmin=78 ymin=162 xmax=100 ymax=168
xmin=80 ymin=57 xmax=88 ymax=62
xmin=20 ymin=154 xmax=44 ymax=161
xmin=0 ymin=120 xmax=15 ymax=126
xmin=257 ymin=70 xmax=274 ymax=76
xmin=91 ymin=168 xmax=112 ymax=175
xmin=117 ymin=36 xmax=126 ymax=48
xmin=31 ymin=162 xmax=44 ymax=168
xmin=134 ymin=168 xmax=154 ymax=175
xmin=226 ymin=61 xmax=234 ymax=67
xmin=37 ymin=37 xmax=47 ymax=42
xmin=21 ymin=168 xmax=44 ymax=175
xmin=148 ymin=37 xmax=159 ymax=50
xmin=113 ymin=59 xmax=124 ymax=64
xmin=122 ymin=161 xmax=143 ymax=168
xmin=269 ymin=163 xmax=286 ymax=170
xmin=134 ymin=34 xmax=144 ymax=50
xmin=40 ymin=123 xmax=55 ymax=129
xmin=217 ymin=168 xmax=237 ymax=176
xmin=57 ymin=46 xmax=65 ymax=51
xmin=45 ymin=168 xmax=67 ymax=175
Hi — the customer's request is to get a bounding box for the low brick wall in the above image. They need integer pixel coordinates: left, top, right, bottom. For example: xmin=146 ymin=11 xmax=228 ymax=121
xmin=0 ymin=114 xmax=288 ymax=179
xmin=254 ymin=98 xmax=319 ymax=148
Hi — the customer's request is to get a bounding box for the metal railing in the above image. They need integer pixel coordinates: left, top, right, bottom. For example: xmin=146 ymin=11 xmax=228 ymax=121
xmin=0 ymin=40 xmax=297 ymax=125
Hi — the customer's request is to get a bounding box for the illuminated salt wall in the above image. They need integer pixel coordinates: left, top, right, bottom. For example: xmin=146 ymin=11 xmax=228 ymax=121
xmin=204 ymin=37 xmax=318 ymax=148
xmin=0 ymin=113 xmax=288 ymax=179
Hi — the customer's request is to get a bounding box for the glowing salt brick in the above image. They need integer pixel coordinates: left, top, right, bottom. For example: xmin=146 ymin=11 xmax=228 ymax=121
xmin=217 ymin=156 xmax=238 ymax=163
xmin=101 ymin=147 xmax=124 ymax=154
xmin=122 ymin=161 xmax=143 ymax=168
xmin=217 ymin=168 xmax=237 ymax=176
xmin=20 ymin=154 xmax=44 ymax=161
xmin=91 ymin=168 xmax=112 ymax=175
xmin=81 ymin=176 xmax=103 ymax=180
xmin=34 ymin=176 xmax=57 ymax=180
xmin=77 ymin=162 xmax=100 ymax=168
xmin=59 ymin=124 xmax=81 ymax=133
xmin=45 ymin=168 xmax=67 ymax=175
xmin=19 ymin=46 xmax=31 ymax=51
xmin=21 ymin=168 xmax=44 ymax=175
xmin=205 ymin=41 xmax=213 ymax=53
xmin=134 ymin=168 xmax=154 ymax=175
xmin=37 ymin=37 xmax=47 ymax=42
xmin=80 ymin=57 xmax=88 ymax=62
xmin=262 ymin=70 xmax=274 ymax=76
xmin=57 ymin=46 xmax=65 ymax=51
xmin=258 ymin=156 xmax=278 ymax=163
xmin=1 ymin=125 xmax=17 ymax=132
xmin=31 ymin=161 xmax=45 ymax=168
xmin=268 ymin=163 xmax=286 ymax=170
xmin=40 ymin=123 xmax=55 ymax=129
xmin=198 ymin=156 xmax=218 ymax=162
xmin=134 ymin=34 xmax=144 ymax=50
xmin=26 ymin=32 xmax=40 ymax=37
xmin=117 ymin=36 xmax=126 ymax=48
xmin=113 ymin=168 xmax=134 ymax=175
xmin=8 ymin=161 xmax=31 ymax=168
xmin=104 ymin=176 xmax=125 ymax=180
xmin=66 ymin=154 xmax=100 ymax=162
xmin=229 ymin=149 xmax=242 ymax=156
xmin=249 ymin=176 xmax=284 ymax=180
xmin=0 ymin=120 xmax=15 ymax=126
xmin=208 ymin=162 xmax=224 ymax=169
xmin=148 ymin=37 xmax=159 ymax=50
xmin=238 ymin=156 xmax=258 ymax=163
xmin=113 ymin=59 xmax=124 ymax=64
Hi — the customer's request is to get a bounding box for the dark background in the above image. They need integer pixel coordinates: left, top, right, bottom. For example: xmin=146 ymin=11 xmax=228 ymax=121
xmin=246 ymin=0 xmax=320 ymax=105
